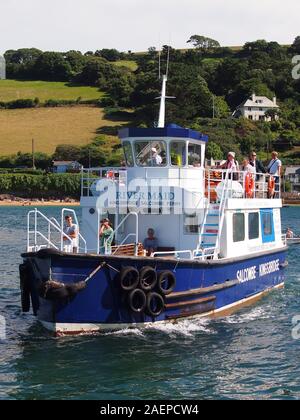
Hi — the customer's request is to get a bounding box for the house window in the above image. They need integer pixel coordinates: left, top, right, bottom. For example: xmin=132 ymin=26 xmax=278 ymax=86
xmin=249 ymin=213 xmax=259 ymax=240
xmin=259 ymin=116 xmax=265 ymax=121
xmin=233 ymin=213 xmax=245 ymax=242
xmin=249 ymin=115 xmax=253 ymax=120
xmin=248 ymin=107 xmax=252 ymax=111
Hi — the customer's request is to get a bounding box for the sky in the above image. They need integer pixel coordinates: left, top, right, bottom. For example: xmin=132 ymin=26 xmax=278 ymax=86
xmin=1 ymin=0 xmax=300 ymax=54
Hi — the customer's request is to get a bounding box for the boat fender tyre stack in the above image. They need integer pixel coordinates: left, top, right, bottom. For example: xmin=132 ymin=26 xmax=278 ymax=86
xmin=19 ymin=263 xmax=31 ymax=313
xmin=146 ymin=292 xmax=165 ymax=317
xmin=157 ymin=271 xmax=176 ymax=296
xmin=120 ymin=267 xmax=139 ymax=292
xmin=139 ymin=266 xmax=157 ymax=291
xmin=128 ymin=289 xmax=147 ymax=313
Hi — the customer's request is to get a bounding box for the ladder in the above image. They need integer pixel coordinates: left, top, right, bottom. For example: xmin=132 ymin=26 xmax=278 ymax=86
xmin=198 ymin=169 xmax=231 ymax=259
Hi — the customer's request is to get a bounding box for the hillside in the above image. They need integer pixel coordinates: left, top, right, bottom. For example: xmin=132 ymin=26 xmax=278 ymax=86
xmin=0 ymin=107 xmax=126 ymax=155
xmin=0 ymin=80 xmax=103 ymax=102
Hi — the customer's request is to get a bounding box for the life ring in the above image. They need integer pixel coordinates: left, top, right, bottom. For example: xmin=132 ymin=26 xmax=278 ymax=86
xmin=268 ymin=176 xmax=276 ymax=198
xmin=146 ymin=292 xmax=165 ymax=317
xmin=157 ymin=271 xmax=176 ymax=296
xmin=19 ymin=263 xmax=31 ymax=312
xmin=120 ymin=267 xmax=139 ymax=291
xmin=139 ymin=266 xmax=157 ymax=291
xmin=245 ymin=173 xmax=255 ymax=198
xmin=128 ymin=289 xmax=147 ymax=313
xmin=106 ymin=170 xmax=115 ymax=180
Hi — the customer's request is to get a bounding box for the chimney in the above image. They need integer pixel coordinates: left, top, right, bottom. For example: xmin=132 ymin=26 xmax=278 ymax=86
xmin=252 ymin=93 xmax=256 ymax=102
xmin=273 ymin=96 xmax=277 ymax=105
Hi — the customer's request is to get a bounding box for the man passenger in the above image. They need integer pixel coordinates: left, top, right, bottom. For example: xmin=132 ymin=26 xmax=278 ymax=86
xmin=63 ymin=215 xmax=79 ymax=253
xmin=143 ymin=228 xmax=159 ymax=256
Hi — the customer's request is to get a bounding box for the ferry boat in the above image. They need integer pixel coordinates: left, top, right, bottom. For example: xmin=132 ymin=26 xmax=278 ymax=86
xmin=19 ymin=75 xmax=288 ymax=335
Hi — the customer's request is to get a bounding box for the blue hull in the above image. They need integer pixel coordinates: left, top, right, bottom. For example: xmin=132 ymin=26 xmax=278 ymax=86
xmin=23 ymin=248 xmax=287 ymax=333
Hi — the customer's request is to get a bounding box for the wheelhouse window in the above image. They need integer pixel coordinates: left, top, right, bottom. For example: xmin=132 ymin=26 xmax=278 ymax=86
xmin=188 ymin=143 xmax=202 ymax=167
xmin=184 ymin=214 xmax=201 ymax=234
xmin=123 ymin=141 xmax=134 ymax=167
xmin=135 ymin=141 xmax=167 ymax=167
xmin=170 ymin=141 xmax=186 ymax=167
xmin=249 ymin=212 xmax=259 ymax=240
xmin=233 ymin=213 xmax=245 ymax=242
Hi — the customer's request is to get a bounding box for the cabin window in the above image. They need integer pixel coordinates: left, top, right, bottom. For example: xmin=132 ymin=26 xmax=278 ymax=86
xmin=249 ymin=212 xmax=259 ymax=240
xmin=260 ymin=210 xmax=275 ymax=243
xmin=188 ymin=144 xmax=202 ymax=167
xmin=134 ymin=141 xmax=167 ymax=167
xmin=233 ymin=213 xmax=245 ymax=242
xmin=184 ymin=214 xmax=201 ymax=234
xmin=170 ymin=141 xmax=186 ymax=167
xmin=123 ymin=141 xmax=134 ymax=167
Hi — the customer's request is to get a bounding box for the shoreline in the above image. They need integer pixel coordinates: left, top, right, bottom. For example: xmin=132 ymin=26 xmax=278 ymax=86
xmin=0 ymin=200 xmax=80 ymax=207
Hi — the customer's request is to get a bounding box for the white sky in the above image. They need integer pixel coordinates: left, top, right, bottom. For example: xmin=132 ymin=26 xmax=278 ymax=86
xmin=1 ymin=0 xmax=299 ymax=54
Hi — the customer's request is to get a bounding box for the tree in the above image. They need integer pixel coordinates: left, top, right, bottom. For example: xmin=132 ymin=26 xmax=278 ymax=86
xmin=187 ymin=35 xmax=220 ymax=52
xmin=95 ymin=49 xmax=123 ymax=62
xmin=291 ymin=36 xmax=300 ymax=54
xmin=34 ymin=52 xmax=72 ymax=81
xmin=206 ymin=142 xmax=223 ymax=160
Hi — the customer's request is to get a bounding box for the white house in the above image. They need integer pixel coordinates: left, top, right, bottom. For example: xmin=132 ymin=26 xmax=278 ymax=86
xmin=233 ymin=93 xmax=279 ymax=122
xmin=285 ymin=166 xmax=300 ymax=192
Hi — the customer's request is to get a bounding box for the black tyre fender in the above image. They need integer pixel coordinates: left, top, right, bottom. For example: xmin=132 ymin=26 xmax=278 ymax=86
xmin=120 ymin=266 xmax=139 ymax=291
xmin=128 ymin=289 xmax=147 ymax=313
xmin=139 ymin=266 xmax=157 ymax=291
xmin=146 ymin=292 xmax=165 ymax=317
xmin=157 ymin=271 xmax=176 ymax=296
xmin=19 ymin=263 xmax=31 ymax=313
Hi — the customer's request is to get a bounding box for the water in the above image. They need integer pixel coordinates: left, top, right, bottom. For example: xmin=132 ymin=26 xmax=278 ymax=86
xmin=0 ymin=206 xmax=299 ymax=400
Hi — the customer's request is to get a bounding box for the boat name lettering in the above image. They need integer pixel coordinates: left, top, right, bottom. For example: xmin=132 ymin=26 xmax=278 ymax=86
xmin=259 ymin=259 xmax=280 ymax=277
xmin=237 ymin=266 xmax=257 ymax=283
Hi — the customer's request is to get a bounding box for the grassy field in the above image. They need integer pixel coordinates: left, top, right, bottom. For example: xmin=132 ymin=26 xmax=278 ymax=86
xmin=0 ymin=107 xmax=125 ymax=155
xmin=0 ymin=80 xmax=103 ymax=102
xmin=114 ymin=60 xmax=138 ymax=71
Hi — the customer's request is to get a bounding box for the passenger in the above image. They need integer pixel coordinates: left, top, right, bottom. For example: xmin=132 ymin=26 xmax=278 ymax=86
xmin=218 ymin=152 xmax=239 ymax=180
xmin=242 ymin=158 xmax=256 ymax=174
xmin=267 ymin=151 xmax=282 ymax=197
xmin=63 ymin=215 xmax=79 ymax=253
xmin=151 ymin=148 xmax=163 ymax=166
xmin=143 ymin=228 xmax=159 ymax=257
xmin=99 ymin=218 xmax=114 ymax=255
xmin=286 ymin=228 xmax=294 ymax=239
xmin=249 ymin=152 xmax=265 ymax=176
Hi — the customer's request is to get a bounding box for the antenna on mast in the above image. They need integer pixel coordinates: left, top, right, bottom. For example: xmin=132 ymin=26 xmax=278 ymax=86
xmin=156 ymin=45 xmax=175 ymax=128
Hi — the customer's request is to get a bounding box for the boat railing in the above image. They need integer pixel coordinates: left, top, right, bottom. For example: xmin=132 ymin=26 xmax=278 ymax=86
xmin=81 ymin=167 xmax=127 ymax=197
xmin=152 ymin=250 xmax=193 ymax=260
xmin=27 ymin=208 xmax=87 ymax=254
xmin=206 ymin=169 xmax=281 ymax=202
xmin=281 ymin=234 xmax=287 ymax=247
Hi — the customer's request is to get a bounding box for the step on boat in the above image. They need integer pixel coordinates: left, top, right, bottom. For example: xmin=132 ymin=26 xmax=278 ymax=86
xmin=20 ymin=74 xmax=288 ymax=335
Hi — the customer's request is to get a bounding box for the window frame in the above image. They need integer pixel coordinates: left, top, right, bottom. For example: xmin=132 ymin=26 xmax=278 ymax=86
xmin=170 ymin=141 xmax=187 ymax=167
xmin=248 ymin=212 xmax=260 ymax=240
xmin=134 ymin=140 xmax=168 ymax=168
xmin=188 ymin=142 xmax=203 ymax=168
xmin=233 ymin=212 xmax=245 ymax=243
xmin=260 ymin=209 xmax=275 ymax=243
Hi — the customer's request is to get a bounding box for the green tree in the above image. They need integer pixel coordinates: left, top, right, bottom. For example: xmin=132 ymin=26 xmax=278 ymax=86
xmin=187 ymin=35 xmax=220 ymax=51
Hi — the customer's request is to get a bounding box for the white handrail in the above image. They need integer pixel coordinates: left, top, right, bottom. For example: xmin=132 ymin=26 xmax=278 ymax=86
xmin=152 ymin=250 xmax=193 ymax=260
xmin=61 ymin=208 xmax=87 ymax=253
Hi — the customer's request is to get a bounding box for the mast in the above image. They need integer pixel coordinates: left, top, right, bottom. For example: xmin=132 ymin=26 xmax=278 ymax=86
xmin=158 ymin=75 xmax=168 ymax=128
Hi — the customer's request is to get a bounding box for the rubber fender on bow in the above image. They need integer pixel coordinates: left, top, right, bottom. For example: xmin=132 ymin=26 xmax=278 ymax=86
xmin=146 ymin=292 xmax=165 ymax=318
xmin=139 ymin=266 xmax=157 ymax=291
xmin=120 ymin=267 xmax=139 ymax=292
xmin=128 ymin=288 xmax=147 ymax=313
xmin=157 ymin=271 xmax=176 ymax=296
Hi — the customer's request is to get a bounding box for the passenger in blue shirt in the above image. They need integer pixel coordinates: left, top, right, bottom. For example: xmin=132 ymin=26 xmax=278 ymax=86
xmin=143 ymin=228 xmax=158 ymax=256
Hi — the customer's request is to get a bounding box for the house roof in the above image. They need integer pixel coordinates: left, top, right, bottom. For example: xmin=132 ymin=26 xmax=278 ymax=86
xmin=237 ymin=95 xmax=279 ymax=109
xmin=285 ymin=166 xmax=300 ymax=176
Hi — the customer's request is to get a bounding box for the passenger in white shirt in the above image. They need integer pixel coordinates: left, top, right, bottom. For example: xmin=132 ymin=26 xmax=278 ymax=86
xmin=63 ymin=215 xmax=79 ymax=253
xmin=151 ymin=148 xmax=163 ymax=166
xmin=267 ymin=151 xmax=282 ymax=197
xmin=242 ymin=158 xmax=256 ymax=175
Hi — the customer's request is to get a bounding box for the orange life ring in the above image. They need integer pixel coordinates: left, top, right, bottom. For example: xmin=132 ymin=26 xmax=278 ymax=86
xmin=106 ymin=170 xmax=115 ymax=180
xmin=268 ymin=176 xmax=275 ymax=198
xmin=245 ymin=173 xmax=255 ymax=198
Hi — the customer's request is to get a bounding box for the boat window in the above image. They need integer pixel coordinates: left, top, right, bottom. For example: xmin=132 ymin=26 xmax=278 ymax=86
xmin=233 ymin=213 xmax=245 ymax=242
xmin=135 ymin=141 xmax=167 ymax=167
xmin=260 ymin=210 xmax=275 ymax=243
xmin=184 ymin=214 xmax=201 ymax=234
xmin=170 ymin=141 xmax=186 ymax=167
xmin=188 ymin=143 xmax=202 ymax=167
xmin=249 ymin=212 xmax=259 ymax=240
xmin=123 ymin=141 xmax=134 ymax=167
